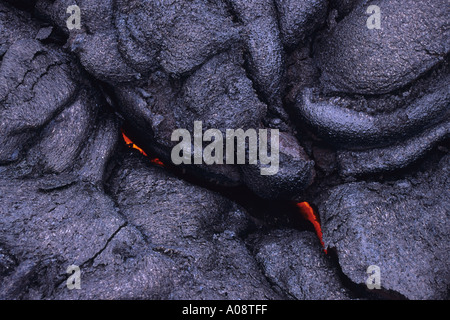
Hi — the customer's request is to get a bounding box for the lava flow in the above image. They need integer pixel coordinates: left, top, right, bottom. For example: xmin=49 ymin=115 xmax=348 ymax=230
xmin=122 ymin=130 xmax=325 ymax=253
xmin=121 ymin=130 xmax=164 ymax=167
xmin=296 ymin=202 xmax=327 ymax=254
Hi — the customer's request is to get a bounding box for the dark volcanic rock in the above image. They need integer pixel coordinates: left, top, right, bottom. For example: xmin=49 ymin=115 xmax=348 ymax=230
xmin=226 ymin=0 xmax=286 ymax=119
xmin=106 ymin=152 xmax=281 ymax=300
xmin=316 ymin=0 xmax=449 ymax=95
xmin=0 ymin=1 xmax=120 ymax=180
xmin=337 ymin=121 xmax=450 ymax=177
xmin=1 ymin=0 xmax=448 ymax=301
xmin=240 ymin=132 xmax=316 ymax=200
xmin=53 ymin=225 xmax=177 ymax=300
xmin=296 ymin=82 xmax=449 ymax=149
xmin=0 ymin=3 xmax=171 ymax=299
xmin=178 ymin=50 xmax=267 ymax=131
xmin=114 ymin=48 xmax=267 ymax=187
xmin=3 ymin=0 xmax=37 ymax=11
xmin=319 ymin=154 xmax=450 ymax=300
xmin=115 ymin=0 xmax=240 ymax=77
xmin=329 ymin=0 xmax=360 ymax=18
xmin=252 ymin=229 xmax=351 ymax=300
xmin=294 ymin=65 xmax=449 ymax=176
xmin=36 ymin=0 xmax=241 ymax=82
xmin=0 ymin=176 xmax=127 ymax=299
xmin=275 ymin=0 xmax=328 ymax=48
xmin=32 ymin=0 xmax=315 ymax=197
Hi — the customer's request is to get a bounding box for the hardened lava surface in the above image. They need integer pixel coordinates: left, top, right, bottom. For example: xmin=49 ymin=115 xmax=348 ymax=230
xmin=0 ymin=0 xmax=448 ymax=300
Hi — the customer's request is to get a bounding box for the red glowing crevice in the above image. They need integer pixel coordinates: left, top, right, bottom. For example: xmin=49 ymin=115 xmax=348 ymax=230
xmin=122 ymin=131 xmax=325 ymax=254
xmin=296 ymin=202 xmax=327 ymax=254
xmin=121 ymin=130 xmax=164 ymax=167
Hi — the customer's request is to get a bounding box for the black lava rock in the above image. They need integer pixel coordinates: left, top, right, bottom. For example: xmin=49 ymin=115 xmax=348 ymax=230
xmin=252 ymin=229 xmax=351 ymax=300
xmin=319 ymin=154 xmax=450 ymax=299
xmin=0 ymin=0 xmax=448 ymax=301
xmin=316 ymin=0 xmax=449 ymax=95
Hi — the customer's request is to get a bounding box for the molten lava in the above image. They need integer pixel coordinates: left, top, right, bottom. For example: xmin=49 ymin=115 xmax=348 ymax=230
xmin=296 ymin=202 xmax=327 ymax=254
xmin=122 ymin=131 xmax=324 ymax=253
xmin=121 ymin=131 xmax=164 ymax=167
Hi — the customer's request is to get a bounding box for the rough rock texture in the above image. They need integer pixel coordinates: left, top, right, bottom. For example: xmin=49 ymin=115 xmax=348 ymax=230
xmin=0 ymin=175 xmax=128 ymax=299
xmin=297 ymin=83 xmax=449 ymax=149
xmin=320 ymin=154 xmax=450 ymax=300
xmin=240 ymin=132 xmax=316 ymax=200
xmin=0 ymin=0 xmax=448 ymax=301
xmin=226 ymin=0 xmax=286 ymax=120
xmin=105 ymin=152 xmax=282 ymax=300
xmin=288 ymin=0 xmax=449 ymax=181
xmin=52 ymin=151 xmax=284 ymax=300
xmin=337 ymin=121 xmax=450 ymax=177
xmin=275 ymin=0 xmax=328 ymax=48
xmin=329 ymin=0 xmax=360 ymax=18
xmin=252 ymin=230 xmax=351 ymax=300
xmin=316 ymin=0 xmax=449 ymax=95
xmin=30 ymin=0 xmax=316 ymax=198
xmin=0 ymin=4 xmax=120 ymax=180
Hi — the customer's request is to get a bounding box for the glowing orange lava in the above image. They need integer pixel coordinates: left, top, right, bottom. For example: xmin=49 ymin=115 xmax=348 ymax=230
xmin=296 ymin=202 xmax=327 ymax=254
xmin=121 ymin=130 xmax=164 ymax=167
xmin=122 ymin=131 xmax=325 ymax=253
